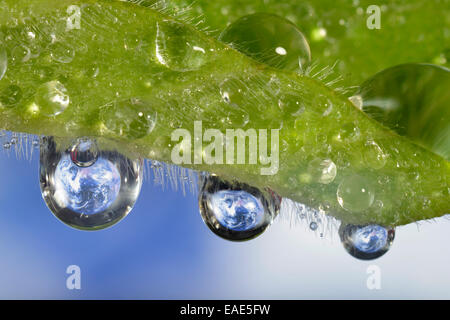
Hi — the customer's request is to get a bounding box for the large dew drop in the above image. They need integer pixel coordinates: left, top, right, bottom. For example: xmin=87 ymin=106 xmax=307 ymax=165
xmin=39 ymin=137 xmax=143 ymax=230
xmin=358 ymin=63 xmax=450 ymax=160
xmin=155 ymin=20 xmax=209 ymax=71
xmin=219 ymin=13 xmax=311 ymax=72
xmin=337 ymin=175 xmax=374 ymax=212
xmin=199 ymin=175 xmax=280 ymax=241
xmin=339 ymin=224 xmax=395 ymax=260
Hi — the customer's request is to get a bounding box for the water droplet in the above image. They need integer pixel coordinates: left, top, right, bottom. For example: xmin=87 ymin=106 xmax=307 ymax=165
xmin=309 ymin=221 xmax=318 ymax=231
xmin=337 ymin=175 xmax=375 ymax=212
xmin=335 ymin=122 xmax=360 ymax=142
xmin=0 ymin=40 xmax=7 ymax=80
xmin=307 ymin=158 xmax=337 ymax=184
xmin=358 ymin=63 xmax=450 ymax=160
xmin=70 ymin=137 xmax=99 ymax=167
xmin=363 ymin=140 xmax=387 ymax=169
xmin=155 ymin=20 xmax=209 ymax=71
xmin=0 ymin=85 xmax=22 ymax=107
xmin=50 ymin=42 xmax=75 ymax=63
xmin=11 ymin=44 xmax=31 ymax=63
xmin=99 ymin=98 xmax=158 ymax=139
xmin=39 ymin=137 xmax=143 ymax=230
xmin=34 ymin=80 xmax=70 ymax=116
xmin=339 ymin=224 xmax=395 ymax=260
xmin=3 ymin=142 xmax=11 ymax=149
xmin=219 ymin=13 xmax=311 ymax=72
xmin=199 ymin=175 xmax=280 ymax=241
xmin=32 ymin=138 xmax=40 ymax=148
xmin=348 ymin=95 xmax=363 ymax=109
xmin=310 ymin=27 xmax=327 ymax=42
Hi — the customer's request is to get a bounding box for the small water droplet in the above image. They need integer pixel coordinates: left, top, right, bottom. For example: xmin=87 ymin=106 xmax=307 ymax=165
xmin=11 ymin=44 xmax=31 ymax=63
xmin=337 ymin=175 xmax=375 ymax=212
xmin=363 ymin=140 xmax=387 ymax=169
xmin=155 ymin=20 xmax=209 ymax=71
xmin=39 ymin=136 xmax=143 ymax=230
xmin=49 ymin=42 xmax=75 ymax=63
xmin=32 ymin=138 xmax=40 ymax=148
xmin=307 ymin=158 xmax=337 ymax=184
xmin=309 ymin=221 xmax=318 ymax=231
xmin=34 ymin=80 xmax=70 ymax=116
xmin=199 ymin=175 xmax=280 ymax=241
xmin=70 ymin=137 xmax=99 ymax=167
xmin=0 ymin=85 xmax=22 ymax=107
xmin=99 ymin=98 xmax=158 ymax=139
xmin=3 ymin=142 xmax=11 ymax=149
xmin=339 ymin=224 xmax=395 ymax=260
xmin=348 ymin=95 xmax=363 ymax=109
xmin=219 ymin=13 xmax=311 ymax=72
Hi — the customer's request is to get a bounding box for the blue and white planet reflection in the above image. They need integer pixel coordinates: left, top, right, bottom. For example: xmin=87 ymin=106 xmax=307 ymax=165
xmin=339 ymin=223 xmax=395 ymax=260
xmin=54 ymin=154 xmax=121 ymax=215
xmin=209 ymin=190 xmax=265 ymax=231
xmin=351 ymin=224 xmax=388 ymax=253
xmin=199 ymin=175 xmax=280 ymax=241
xmin=40 ymin=136 xmax=143 ymax=230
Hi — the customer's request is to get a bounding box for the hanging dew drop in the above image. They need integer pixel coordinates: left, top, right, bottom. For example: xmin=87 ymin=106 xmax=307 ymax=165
xmin=70 ymin=137 xmax=99 ymax=167
xmin=309 ymin=221 xmax=318 ymax=231
xmin=39 ymin=136 xmax=143 ymax=230
xmin=198 ymin=175 xmax=280 ymax=241
xmin=219 ymin=13 xmax=311 ymax=72
xmin=337 ymin=175 xmax=375 ymax=212
xmin=339 ymin=224 xmax=395 ymax=260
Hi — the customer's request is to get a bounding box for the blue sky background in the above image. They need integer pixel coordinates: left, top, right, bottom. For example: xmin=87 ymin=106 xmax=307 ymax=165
xmin=0 ymin=145 xmax=450 ymax=299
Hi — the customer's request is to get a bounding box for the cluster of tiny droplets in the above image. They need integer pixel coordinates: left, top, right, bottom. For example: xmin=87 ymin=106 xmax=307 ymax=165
xmin=0 ymin=130 xmax=41 ymax=161
xmin=279 ymin=198 xmax=341 ymax=241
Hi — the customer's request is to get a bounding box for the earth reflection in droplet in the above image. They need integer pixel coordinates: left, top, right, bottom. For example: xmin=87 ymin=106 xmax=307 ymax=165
xmin=199 ymin=174 xmax=280 ymax=241
xmin=40 ymin=136 xmax=143 ymax=230
xmin=339 ymin=223 xmax=395 ymax=260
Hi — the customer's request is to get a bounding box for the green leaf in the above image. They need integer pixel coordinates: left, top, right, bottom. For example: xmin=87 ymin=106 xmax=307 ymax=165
xmin=0 ymin=0 xmax=448 ymax=227
xmin=160 ymin=0 xmax=450 ymax=87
